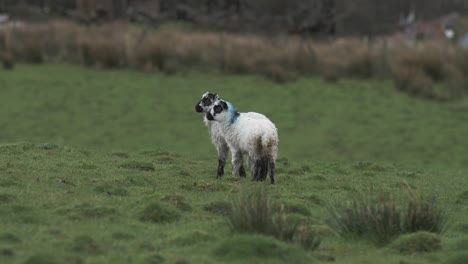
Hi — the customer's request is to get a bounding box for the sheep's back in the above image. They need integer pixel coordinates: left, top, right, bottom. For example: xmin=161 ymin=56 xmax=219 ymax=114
xmin=228 ymin=116 xmax=278 ymax=156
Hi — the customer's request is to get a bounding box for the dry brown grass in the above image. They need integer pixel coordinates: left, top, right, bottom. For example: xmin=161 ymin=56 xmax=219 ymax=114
xmin=388 ymin=44 xmax=466 ymax=100
xmin=4 ymin=20 xmax=468 ymax=98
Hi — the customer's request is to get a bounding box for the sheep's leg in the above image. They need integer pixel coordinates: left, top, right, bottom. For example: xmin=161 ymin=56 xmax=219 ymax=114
xmin=252 ymin=157 xmax=268 ymax=181
xmin=248 ymin=156 xmax=255 ymax=178
xmin=238 ymin=153 xmax=246 ymax=178
xmin=260 ymin=157 xmax=269 ymax=181
xmin=216 ymin=142 xmax=229 ymax=178
xmin=217 ymin=159 xmax=225 ymax=178
xmin=231 ymin=150 xmax=244 ymax=177
xmin=269 ymin=159 xmax=275 ymax=184
xmin=252 ymin=160 xmax=260 ymax=181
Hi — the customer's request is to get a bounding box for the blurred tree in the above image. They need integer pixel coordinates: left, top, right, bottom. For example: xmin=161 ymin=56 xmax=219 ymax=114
xmin=2 ymin=0 xmax=468 ymax=35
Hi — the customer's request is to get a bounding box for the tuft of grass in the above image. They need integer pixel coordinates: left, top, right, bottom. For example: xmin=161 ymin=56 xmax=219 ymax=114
xmin=389 ymin=231 xmax=442 ymax=254
xmin=139 ymin=202 xmax=181 ymax=223
xmin=293 ymin=225 xmax=321 ymax=250
xmin=119 ymin=161 xmax=155 ymax=171
xmin=448 ymin=253 xmax=468 ymax=264
xmin=281 ymin=202 xmax=311 ymax=216
xmin=329 ymin=191 xmax=447 ymax=245
xmin=402 ymin=192 xmax=447 ymax=234
xmin=228 ymin=186 xmax=295 ymax=240
xmin=70 ymin=235 xmax=102 ymax=255
xmin=23 ymin=254 xmax=58 ymax=264
xmin=329 ymin=192 xmax=401 ymax=244
xmin=227 ymin=186 xmax=320 ymax=248
xmin=213 ymin=234 xmax=312 ymax=264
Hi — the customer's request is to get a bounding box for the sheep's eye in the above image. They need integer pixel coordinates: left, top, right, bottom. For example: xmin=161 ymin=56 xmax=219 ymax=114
xmin=214 ymin=105 xmax=223 ymax=114
xmin=202 ymin=98 xmax=211 ymax=106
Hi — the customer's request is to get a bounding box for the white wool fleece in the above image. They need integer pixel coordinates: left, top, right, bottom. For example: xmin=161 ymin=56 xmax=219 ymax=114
xmin=222 ymin=112 xmax=278 ymax=161
xmin=207 ymin=100 xmax=278 ymax=183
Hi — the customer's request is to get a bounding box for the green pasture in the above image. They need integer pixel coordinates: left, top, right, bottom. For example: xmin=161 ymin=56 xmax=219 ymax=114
xmin=0 ymin=64 xmax=467 ymax=263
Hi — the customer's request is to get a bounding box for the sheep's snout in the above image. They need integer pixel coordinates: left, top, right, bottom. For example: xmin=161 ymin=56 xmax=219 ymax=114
xmin=195 ymin=104 xmax=204 ymax=112
xmin=206 ymin=112 xmax=215 ymax=121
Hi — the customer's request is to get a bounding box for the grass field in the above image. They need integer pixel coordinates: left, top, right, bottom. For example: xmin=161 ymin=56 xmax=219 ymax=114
xmin=0 ymin=64 xmax=467 ymax=263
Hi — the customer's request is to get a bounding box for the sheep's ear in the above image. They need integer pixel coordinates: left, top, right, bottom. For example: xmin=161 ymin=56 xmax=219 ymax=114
xmin=221 ymin=101 xmax=228 ymax=110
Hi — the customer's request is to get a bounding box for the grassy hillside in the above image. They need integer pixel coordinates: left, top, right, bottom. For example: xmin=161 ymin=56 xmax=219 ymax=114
xmin=0 ymin=64 xmax=467 ymax=263
xmin=1 ymin=64 xmax=468 ymax=170
xmin=0 ymin=143 xmax=466 ymax=264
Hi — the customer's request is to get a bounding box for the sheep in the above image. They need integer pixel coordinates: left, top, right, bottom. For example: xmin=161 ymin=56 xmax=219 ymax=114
xmin=195 ymin=92 xmax=246 ymax=178
xmin=206 ymin=100 xmax=278 ymax=184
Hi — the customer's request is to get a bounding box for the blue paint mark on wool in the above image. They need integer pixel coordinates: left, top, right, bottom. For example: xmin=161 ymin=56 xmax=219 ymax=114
xmin=226 ymin=101 xmax=239 ymax=124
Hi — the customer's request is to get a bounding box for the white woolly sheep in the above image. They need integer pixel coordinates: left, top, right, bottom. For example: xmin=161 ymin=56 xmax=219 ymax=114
xmin=206 ymin=100 xmax=278 ymax=184
xmin=195 ymin=92 xmax=246 ymax=178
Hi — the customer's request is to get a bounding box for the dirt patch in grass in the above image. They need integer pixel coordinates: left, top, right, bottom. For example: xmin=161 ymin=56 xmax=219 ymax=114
xmin=170 ymin=230 xmax=215 ymax=246
xmin=0 ymin=233 xmax=21 ymax=244
xmin=23 ymin=254 xmax=59 ymax=264
xmin=0 ymin=193 xmax=16 ymax=203
xmin=140 ymin=202 xmax=181 ymax=223
xmin=112 ymin=232 xmax=135 ymax=241
xmin=161 ymin=195 xmax=192 ymax=212
xmin=37 ymin=143 xmax=59 ymax=150
xmin=0 ymin=248 xmax=15 ymax=257
xmin=203 ymin=201 xmax=232 ymax=216
xmin=57 ymin=203 xmax=118 ymax=219
xmin=70 ymin=235 xmax=102 ymax=255
xmin=455 ymin=191 xmax=468 ymax=204
xmin=180 ymin=181 xmax=227 ymax=192
xmin=112 ymin=152 xmax=129 ymax=158
xmin=119 ymin=161 xmax=155 ymax=171
xmin=94 ymin=184 xmax=129 ymax=196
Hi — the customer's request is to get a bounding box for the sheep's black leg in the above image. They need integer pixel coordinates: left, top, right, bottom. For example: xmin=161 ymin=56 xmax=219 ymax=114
xmin=253 ymin=158 xmax=268 ymax=181
xmin=216 ymin=143 xmax=229 ymax=178
xmin=239 ymin=164 xmax=246 ymax=177
xmin=252 ymin=160 xmax=260 ymax=181
xmin=217 ymin=159 xmax=225 ymax=178
xmin=231 ymin=150 xmax=245 ymax=177
xmin=260 ymin=157 xmax=268 ymax=181
xmin=269 ymin=160 xmax=275 ymax=184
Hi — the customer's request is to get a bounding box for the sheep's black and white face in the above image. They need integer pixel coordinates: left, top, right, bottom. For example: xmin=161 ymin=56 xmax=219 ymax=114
xmin=206 ymin=100 xmax=228 ymax=122
xmin=206 ymin=100 xmax=241 ymax=125
xmin=195 ymin=92 xmax=220 ymax=113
